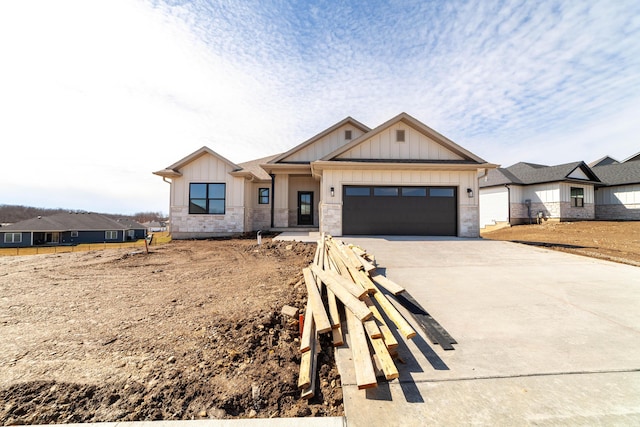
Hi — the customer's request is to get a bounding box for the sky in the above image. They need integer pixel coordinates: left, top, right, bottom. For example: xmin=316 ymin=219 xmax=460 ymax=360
xmin=1 ymin=0 xmax=639 ymax=215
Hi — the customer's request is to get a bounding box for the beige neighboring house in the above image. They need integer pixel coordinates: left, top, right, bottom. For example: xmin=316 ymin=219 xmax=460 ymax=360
xmin=154 ymin=113 xmax=497 ymax=239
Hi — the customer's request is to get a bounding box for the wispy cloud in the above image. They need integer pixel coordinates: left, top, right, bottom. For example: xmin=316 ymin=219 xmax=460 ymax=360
xmin=1 ymin=0 xmax=638 ymax=213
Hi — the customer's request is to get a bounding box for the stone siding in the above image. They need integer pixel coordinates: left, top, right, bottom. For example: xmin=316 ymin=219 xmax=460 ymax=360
xmin=246 ymin=207 xmax=271 ymax=231
xmin=274 ymin=208 xmax=289 ymax=228
xmin=320 ymin=203 xmax=342 ymax=236
xmin=560 ymin=202 xmax=595 ymax=220
xmin=170 ymin=206 xmax=244 ymax=239
xmin=510 ymin=202 xmax=595 ymax=224
xmin=596 ymin=204 xmax=640 ymax=220
xmin=459 ymin=205 xmax=479 ymax=238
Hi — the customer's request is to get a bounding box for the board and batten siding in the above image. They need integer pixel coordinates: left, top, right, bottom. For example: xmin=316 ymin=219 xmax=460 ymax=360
xmin=281 ymin=125 xmax=366 ymax=162
xmin=595 ymin=184 xmax=640 ymax=205
xmin=320 ymin=168 xmax=480 ymax=237
xmin=171 ymin=154 xmax=244 ymax=207
xmin=479 ymin=187 xmax=509 ymax=229
xmin=169 ymin=153 xmax=246 ymax=237
xmin=336 ymin=123 xmax=465 ymax=161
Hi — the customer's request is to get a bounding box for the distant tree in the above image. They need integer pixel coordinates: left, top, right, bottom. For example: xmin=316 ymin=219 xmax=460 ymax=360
xmin=0 ymin=205 xmax=167 ymax=225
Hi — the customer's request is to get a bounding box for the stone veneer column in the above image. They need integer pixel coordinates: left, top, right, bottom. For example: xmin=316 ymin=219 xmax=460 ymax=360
xmin=320 ymin=203 xmax=342 ymax=236
xmin=459 ymin=205 xmax=479 ymax=238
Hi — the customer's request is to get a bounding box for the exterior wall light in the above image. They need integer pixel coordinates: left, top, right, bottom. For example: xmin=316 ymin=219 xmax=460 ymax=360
xmin=330 ymin=186 xmax=335 ymax=197
xmin=467 ymin=188 xmax=474 ymax=198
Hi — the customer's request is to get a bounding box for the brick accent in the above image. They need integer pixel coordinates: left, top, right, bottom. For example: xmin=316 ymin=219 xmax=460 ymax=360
xmin=320 ymin=203 xmax=342 ymax=236
xmin=596 ymin=204 xmax=640 ymax=220
xmin=246 ymin=207 xmax=271 ymax=231
xmin=170 ymin=206 xmax=244 ymax=239
xmin=510 ymin=202 xmax=595 ymax=224
xmin=459 ymin=205 xmax=479 ymax=237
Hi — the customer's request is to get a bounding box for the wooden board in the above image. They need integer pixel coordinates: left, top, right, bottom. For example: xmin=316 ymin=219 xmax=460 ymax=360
xmin=302 ymin=268 xmax=332 ymax=334
xmin=363 ymin=296 xmax=399 ymax=350
xmin=369 ymin=282 xmax=416 ymax=340
xmin=370 ymin=273 xmax=405 ymax=295
xmin=369 ymin=335 xmax=399 ymax=380
xmin=310 ymin=266 xmax=372 ymax=322
xmin=346 ymin=306 xmax=377 ymax=390
xmin=392 ymin=292 xmax=457 ymax=350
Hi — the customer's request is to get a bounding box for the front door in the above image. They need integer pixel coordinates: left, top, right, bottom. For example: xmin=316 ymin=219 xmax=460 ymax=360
xmin=297 ymin=191 xmax=313 ymax=226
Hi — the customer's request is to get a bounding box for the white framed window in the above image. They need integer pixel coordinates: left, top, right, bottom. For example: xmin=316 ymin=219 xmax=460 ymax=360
xmin=4 ymin=233 xmax=22 ymax=243
xmin=105 ymin=230 xmax=118 ymax=240
xmin=70 ymin=231 xmax=79 ymax=237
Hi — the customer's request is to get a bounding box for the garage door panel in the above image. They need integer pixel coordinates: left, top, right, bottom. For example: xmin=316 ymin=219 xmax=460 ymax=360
xmin=343 ymin=186 xmax=457 ymax=235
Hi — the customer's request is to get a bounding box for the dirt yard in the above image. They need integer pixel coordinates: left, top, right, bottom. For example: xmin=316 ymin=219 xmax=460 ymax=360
xmin=0 ymin=238 xmax=343 ymax=425
xmin=482 ymin=221 xmax=640 ymax=266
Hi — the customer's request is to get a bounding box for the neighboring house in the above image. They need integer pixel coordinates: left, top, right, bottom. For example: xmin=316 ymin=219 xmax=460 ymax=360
xmin=154 ymin=113 xmax=497 ymax=238
xmin=0 ymin=212 xmax=147 ymax=248
xmin=142 ymin=221 xmax=167 ymax=232
xmin=592 ymin=155 xmax=640 ymax=220
xmin=479 ymin=161 xmax=601 ymax=228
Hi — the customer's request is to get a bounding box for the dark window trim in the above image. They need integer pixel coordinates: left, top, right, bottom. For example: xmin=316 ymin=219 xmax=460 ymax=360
xmin=570 ymin=187 xmax=584 ymax=207
xmin=189 ymin=182 xmax=226 ymax=215
xmin=396 ymin=129 xmax=405 ymax=142
xmin=345 ymin=130 xmax=352 ymax=140
xmin=258 ymin=188 xmax=270 ymax=204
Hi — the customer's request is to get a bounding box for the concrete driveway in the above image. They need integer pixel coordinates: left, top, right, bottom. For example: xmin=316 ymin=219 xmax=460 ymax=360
xmin=334 ymin=236 xmax=640 ymax=426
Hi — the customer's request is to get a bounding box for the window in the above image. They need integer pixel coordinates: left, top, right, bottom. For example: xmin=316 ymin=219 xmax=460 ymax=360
xmin=373 ymin=187 xmax=399 ymax=196
xmin=396 ymin=129 xmax=405 ymax=142
xmin=258 ymin=188 xmax=270 ymax=204
xmin=401 ymin=187 xmax=427 ymax=197
xmin=345 ymin=130 xmax=352 ymax=140
xmin=189 ymin=183 xmax=226 ymax=214
xmin=105 ymin=231 xmax=118 ymax=240
xmin=345 ymin=187 xmax=371 ymax=196
xmin=571 ymin=187 xmax=584 ymax=207
xmin=430 ymin=188 xmax=455 ymax=197
xmin=70 ymin=231 xmax=79 ymax=237
xmin=4 ymin=233 xmax=22 ymax=243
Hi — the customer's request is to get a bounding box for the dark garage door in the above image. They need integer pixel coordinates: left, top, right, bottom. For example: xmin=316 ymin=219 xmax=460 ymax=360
xmin=342 ymin=186 xmax=457 ymax=235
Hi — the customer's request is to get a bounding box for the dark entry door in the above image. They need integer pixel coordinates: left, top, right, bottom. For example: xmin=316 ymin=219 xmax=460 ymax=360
xmin=298 ymin=191 xmax=313 ymax=225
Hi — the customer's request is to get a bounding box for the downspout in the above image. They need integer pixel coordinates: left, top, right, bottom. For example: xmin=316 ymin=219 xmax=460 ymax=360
xmin=504 ymin=184 xmax=511 ymax=225
xmin=270 ymin=173 xmax=275 ymax=229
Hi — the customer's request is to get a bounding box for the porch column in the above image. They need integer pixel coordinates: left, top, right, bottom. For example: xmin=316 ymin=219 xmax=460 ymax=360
xmin=273 ymin=173 xmax=289 ymax=228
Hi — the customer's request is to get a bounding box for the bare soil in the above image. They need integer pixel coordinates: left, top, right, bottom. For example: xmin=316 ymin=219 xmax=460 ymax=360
xmin=482 ymin=221 xmax=640 ymax=266
xmin=0 ymin=238 xmax=343 ymax=425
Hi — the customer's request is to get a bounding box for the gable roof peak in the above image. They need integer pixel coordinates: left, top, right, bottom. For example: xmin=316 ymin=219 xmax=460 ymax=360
xmin=153 ymin=146 xmax=241 ymax=178
xmin=268 ymin=116 xmax=371 ymax=164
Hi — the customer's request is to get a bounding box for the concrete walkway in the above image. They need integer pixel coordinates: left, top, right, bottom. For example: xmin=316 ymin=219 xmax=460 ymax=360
xmin=335 ymin=236 xmax=640 ymax=426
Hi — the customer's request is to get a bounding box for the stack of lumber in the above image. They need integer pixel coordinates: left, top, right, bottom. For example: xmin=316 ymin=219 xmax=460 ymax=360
xmin=298 ymin=234 xmax=418 ymax=397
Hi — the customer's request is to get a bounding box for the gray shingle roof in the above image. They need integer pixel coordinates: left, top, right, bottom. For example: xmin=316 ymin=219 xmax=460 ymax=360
xmin=237 ymin=154 xmax=280 ymax=181
xmin=592 ymin=162 xmax=640 ymax=186
xmin=480 ymin=161 xmax=600 ymax=188
xmin=1 ymin=213 xmax=145 ymax=232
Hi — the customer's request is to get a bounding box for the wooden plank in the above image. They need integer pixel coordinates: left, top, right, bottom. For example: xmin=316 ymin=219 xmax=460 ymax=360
xmin=322 ymin=245 xmax=342 ymax=330
xmin=350 ymin=245 xmax=366 ymax=257
xmin=299 ymin=303 xmax=315 ymax=353
xmin=332 ymin=325 xmax=344 ymax=347
xmin=370 ymin=273 xmax=405 ymax=295
xmin=300 ymin=335 xmax=319 ymax=398
xmin=316 ymin=257 xmax=368 ymax=300
xmin=369 ymin=336 xmax=399 ymax=380
xmin=363 ymin=296 xmax=399 ymax=350
xmin=353 ymin=249 xmax=377 ymax=273
xmin=346 ymin=306 xmax=377 ymax=390
xmin=328 ymin=240 xmax=362 ymax=271
xmin=298 ymin=348 xmax=312 ymax=389
xmin=393 ymin=292 xmax=457 ymax=350
xmin=302 ymin=268 xmax=332 ymax=334
xmin=310 ymin=264 xmax=372 ymax=321
xmin=363 ymin=318 xmax=382 ymax=340
xmin=370 ymin=282 xmax=416 ymax=340
xmin=350 ymin=267 xmax=376 ymax=294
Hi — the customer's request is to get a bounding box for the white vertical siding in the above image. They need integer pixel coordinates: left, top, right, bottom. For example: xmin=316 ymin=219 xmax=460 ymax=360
xmin=522 ymin=183 xmax=560 ymax=203
xmin=171 ymin=154 xmax=244 ymax=208
xmin=336 ymin=123 xmax=464 ymax=161
xmin=560 ymin=183 xmax=594 ymax=203
xmin=479 ymin=187 xmax=509 ymax=228
xmin=281 ymin=125 xmax=366 ymax=162
xmin=595 ymin=185 xmax=640 ymax=205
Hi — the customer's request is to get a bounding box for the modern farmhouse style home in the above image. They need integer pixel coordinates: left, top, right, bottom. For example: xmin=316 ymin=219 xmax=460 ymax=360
xmin=154 ymin=113 xmax=498 ymax=238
